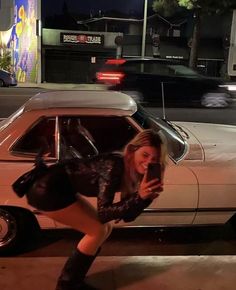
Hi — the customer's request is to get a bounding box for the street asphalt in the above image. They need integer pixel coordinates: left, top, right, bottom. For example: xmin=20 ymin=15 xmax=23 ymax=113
xmin=1 ymin=255 xmax=236 ymax=290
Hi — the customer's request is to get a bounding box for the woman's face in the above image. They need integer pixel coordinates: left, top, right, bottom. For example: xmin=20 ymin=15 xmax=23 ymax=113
xmin=133 ymin=145 xmax=160 ymax=175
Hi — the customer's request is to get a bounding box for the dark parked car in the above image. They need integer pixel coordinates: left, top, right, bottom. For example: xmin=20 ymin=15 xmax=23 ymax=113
xmin=95 ymin=58 xmax=232 ymax=108
xmin=0 ymin=69 xmax=17 ymax=87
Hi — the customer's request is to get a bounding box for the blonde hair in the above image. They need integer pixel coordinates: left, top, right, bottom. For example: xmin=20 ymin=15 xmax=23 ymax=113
xmin=121 ymin=129 xmax=167 ymax=198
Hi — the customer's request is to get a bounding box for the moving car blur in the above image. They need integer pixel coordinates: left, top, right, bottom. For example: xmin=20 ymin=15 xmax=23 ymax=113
xmin=95 ymin=58 xmax=232 ymax=108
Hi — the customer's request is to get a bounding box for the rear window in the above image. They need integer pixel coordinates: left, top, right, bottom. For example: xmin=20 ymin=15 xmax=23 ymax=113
xmin=101 ymin=59 xmax=193 ymax=76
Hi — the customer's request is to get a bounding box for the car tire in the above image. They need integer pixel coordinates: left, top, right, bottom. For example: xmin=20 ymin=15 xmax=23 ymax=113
xmin=230 ymin=214 xmax=236 ymax=231
xmin=201 ymin=93 xmax=230 ymax=108
xmin=0 ymin=79 xmax=5 ymax=87
xmin=0 ymin=207 xmax=40 ymax=254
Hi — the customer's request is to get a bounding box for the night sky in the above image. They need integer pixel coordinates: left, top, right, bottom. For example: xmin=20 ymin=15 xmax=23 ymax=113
xmin=41 ymin=0 xmax=147 ymax=18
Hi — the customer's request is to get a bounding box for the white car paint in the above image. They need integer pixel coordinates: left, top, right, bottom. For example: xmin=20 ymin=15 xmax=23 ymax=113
xmin=175 ymin=121 xmax=236 ymax=224
xmin=0 ymin=91 xmax=235 ymax=245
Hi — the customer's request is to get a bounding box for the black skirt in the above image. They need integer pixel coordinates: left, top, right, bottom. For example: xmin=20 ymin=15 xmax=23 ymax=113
xmin=26 ymin=164 xmax=77 ymax=211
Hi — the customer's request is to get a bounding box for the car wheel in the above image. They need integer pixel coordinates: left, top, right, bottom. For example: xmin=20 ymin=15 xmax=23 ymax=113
xmin=230 ymin=214 xmax=236 ymax=231
xmin=0 ymin=207 xmax=39 ymax=254
xmin=201 ymin=93 xmax=230 ymax=108
xmin=0 ymin=79 xmax=5 ymax=87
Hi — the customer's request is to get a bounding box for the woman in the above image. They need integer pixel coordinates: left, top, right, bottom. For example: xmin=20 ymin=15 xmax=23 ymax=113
xmin=15 ymin=129 xmax=167 ymax=290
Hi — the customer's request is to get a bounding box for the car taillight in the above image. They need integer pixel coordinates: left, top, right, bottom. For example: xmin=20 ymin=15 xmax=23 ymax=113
xmin=96 ymin=72 xmax=125 ymax=85
xmin=105 ymin=59 xmax=126 ymax=65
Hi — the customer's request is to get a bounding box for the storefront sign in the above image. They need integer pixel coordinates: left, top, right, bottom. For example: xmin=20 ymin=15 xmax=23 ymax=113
xmin=61 ymin=33 xmax=104 ymax=46
xmin=166 ymin=55 xmax=184 ymax=59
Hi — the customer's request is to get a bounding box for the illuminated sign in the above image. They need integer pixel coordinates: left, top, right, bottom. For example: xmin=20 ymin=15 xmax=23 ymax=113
xmin=60 ymin=33 xmax=104 ymax=45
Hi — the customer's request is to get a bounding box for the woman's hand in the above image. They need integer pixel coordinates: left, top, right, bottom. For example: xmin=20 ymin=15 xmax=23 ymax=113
xmin=138 ymin=170 xmax=163 ymax=200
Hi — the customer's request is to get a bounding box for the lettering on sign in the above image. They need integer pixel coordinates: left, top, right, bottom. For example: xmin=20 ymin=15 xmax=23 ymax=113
xmin=61 ymin=33 xmax=104 ymax=45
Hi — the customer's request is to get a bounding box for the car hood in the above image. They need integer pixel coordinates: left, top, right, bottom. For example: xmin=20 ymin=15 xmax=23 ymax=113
xmin=175 ymin=121 xmax=236 ymax=162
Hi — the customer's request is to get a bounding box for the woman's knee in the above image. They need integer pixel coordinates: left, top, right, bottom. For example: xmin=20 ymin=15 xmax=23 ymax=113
xmin=104 ymin=222 xmax=113 ymax=239
xmin=93 ymin=222 xmax=112 ymax=240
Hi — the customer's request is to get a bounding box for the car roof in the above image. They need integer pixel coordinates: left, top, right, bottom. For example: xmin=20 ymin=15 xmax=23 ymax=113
xmin=105 ymin=57 xmax=183 ymax=64
xmin=23 ymin=90 xmax=137 ymax=114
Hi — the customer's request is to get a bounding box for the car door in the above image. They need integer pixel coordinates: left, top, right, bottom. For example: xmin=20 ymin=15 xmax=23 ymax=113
xmin=56 ymin=115 xmax=199 ymax=227
xmin=0 ymin=116 xmax=58 ymax=228
xmin=127 ymin=61 xmax=181 ymax=106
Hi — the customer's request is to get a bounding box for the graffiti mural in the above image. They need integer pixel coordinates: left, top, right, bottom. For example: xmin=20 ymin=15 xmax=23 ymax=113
xmin=8 ymin=0 xmax=38 ymax=83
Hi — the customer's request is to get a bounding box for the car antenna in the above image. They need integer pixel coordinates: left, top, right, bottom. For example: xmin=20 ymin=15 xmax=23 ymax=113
xmin=161 ymin=82 xmax=166 ymax=119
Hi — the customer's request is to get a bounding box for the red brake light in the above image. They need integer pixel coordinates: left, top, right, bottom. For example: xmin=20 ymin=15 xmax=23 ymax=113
xmin=96 ymin=72 xmax=125 ymax=84
xmin=105 ymin=59 xmax=126 ymax=65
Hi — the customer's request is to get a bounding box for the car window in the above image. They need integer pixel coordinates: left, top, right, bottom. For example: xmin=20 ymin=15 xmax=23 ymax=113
xmin=167 ymin=65 xmax=199 ymax=76
xmin=122 ymin=61 xmax=164 ymax=74
xmin=59 ymin=116 xmax=138 ymax=159
xmin=59 ymin=117 xmax=98 ymax=159
xmin=123 ymin=61 xmax=182 ymax=76
xmin=144 ymin=62 xmax=172 ymax=75
xmin=122 ymin=62 xmax=144 ymax=73
xmin=102 ymin=62 xmax=141 ymax=73
xmin=11 ymin=118 xmax=56 ymax=157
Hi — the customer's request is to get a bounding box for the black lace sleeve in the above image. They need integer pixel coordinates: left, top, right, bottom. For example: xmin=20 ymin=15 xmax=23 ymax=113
xmin=97 ymin=155 xmax=152 ymax=223
xmin=121 ymin=196 xmax=152 ymax=223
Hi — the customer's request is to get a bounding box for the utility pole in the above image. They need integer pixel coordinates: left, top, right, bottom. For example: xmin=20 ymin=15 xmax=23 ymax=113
xmin=37 ymin=0 xmax=42 ymax=84
xmin=228 ymin=9 xmax=236 ymax=80
xmin=141 ymin=0 xmax=148 ymax=58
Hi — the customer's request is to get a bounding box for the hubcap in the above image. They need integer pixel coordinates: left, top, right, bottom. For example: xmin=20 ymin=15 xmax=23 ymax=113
xmin=201 ymin=93 xmax=229 ymax=108
xmin=0 ymin=209 xmax=17 ymax=247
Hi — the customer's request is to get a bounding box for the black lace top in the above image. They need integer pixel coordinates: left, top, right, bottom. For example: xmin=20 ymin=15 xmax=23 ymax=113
xmin=64 ymin=153 xmax=152 ymax=223
xmin=22 ymin=153 xmax=152 ymax=223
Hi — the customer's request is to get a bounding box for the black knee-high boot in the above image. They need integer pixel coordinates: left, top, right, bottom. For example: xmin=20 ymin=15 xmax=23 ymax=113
xmin=55 ymin=248 xmax=100 ymax=290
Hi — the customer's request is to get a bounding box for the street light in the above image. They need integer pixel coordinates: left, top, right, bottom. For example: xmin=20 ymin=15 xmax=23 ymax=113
xmin=141 ymin=0 xmax=148 ymax=58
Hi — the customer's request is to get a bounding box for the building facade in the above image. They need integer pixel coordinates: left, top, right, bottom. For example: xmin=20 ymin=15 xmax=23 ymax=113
xmin=0 ymin=1 xmax=233 ymax=83
xmin=0 ymin=0 xmax=40 ymax=83
xmin=41 ymin=28 xmax=123 ymax=83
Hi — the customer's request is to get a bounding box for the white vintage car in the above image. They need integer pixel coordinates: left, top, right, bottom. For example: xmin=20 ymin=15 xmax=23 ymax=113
xmin=0 ymin=90 xmax=236 ymax=253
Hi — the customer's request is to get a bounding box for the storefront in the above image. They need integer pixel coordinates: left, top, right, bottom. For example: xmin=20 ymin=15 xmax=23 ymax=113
xmin=42 ymin=28 xmax=122 ymax=83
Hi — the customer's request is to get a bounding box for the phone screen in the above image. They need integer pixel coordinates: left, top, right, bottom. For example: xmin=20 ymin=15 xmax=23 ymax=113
xmin=147 ymin=163 xmax=162 ymax=182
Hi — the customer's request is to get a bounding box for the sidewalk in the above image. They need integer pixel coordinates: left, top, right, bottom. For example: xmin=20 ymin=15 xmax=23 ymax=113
xmin=17 ymin=82 xmax=108 ymax=91
xmin=1 ymin=255 xmax=236 ymax=290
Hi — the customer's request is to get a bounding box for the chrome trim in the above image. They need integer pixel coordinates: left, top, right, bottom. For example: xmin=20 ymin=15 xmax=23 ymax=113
xmin=143 ymin=207 xmax=236 ymax=213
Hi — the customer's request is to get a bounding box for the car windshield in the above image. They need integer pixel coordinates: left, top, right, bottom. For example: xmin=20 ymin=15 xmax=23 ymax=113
xmin=133 ymin=105 xmax=188 ymax=163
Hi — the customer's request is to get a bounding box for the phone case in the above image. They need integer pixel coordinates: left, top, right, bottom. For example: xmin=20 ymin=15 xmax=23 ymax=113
xmin=147 ymin=163 xmax=162 ymax=181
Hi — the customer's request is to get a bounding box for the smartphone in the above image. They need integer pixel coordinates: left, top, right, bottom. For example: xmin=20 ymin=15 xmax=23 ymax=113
xmin=147 ymin=163 xmax=162 ymax=182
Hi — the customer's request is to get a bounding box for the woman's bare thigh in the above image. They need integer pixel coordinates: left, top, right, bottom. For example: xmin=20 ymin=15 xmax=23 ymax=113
xmin=43 ymin=195 xmax=103 ymax=235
